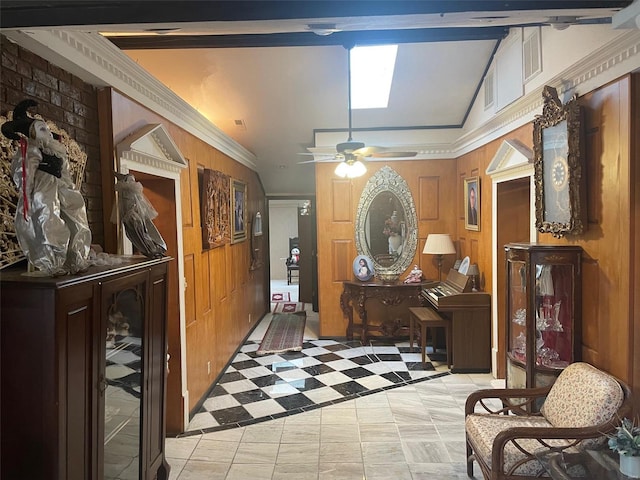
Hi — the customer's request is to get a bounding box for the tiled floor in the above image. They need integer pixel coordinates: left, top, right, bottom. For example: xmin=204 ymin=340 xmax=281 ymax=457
xmin=166 ymin=279 xmax=501 ymax=479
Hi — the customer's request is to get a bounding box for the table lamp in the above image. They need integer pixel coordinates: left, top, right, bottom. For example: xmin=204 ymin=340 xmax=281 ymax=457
xmin=467 ymin=263 xmax=480 ymax=291
xmin=423 ymin=234 xmax=456 ymax=281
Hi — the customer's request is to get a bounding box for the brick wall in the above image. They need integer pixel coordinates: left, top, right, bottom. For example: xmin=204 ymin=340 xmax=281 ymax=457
xmin=0 ymin=34 xmax=104 ymax=247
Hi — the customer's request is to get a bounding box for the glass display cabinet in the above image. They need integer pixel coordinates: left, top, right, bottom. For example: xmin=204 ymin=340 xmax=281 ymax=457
xmin=505 ymin=243 xmax=582 ymax=394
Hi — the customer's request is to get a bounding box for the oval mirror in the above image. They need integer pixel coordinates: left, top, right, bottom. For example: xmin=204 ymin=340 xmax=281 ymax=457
xmin=355 ymin=166 xmax=417 ymax=278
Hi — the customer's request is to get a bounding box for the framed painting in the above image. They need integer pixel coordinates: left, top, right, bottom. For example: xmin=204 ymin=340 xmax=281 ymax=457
xmin=533 ymin=85 xmax=586 ymax=238
xmin=231 ymin=179 xmax=247 ymax=244
xmin=200 ymin=168 xmax=230 ymax=249
xmin=464 ymin=176 xmax=480 ymax=231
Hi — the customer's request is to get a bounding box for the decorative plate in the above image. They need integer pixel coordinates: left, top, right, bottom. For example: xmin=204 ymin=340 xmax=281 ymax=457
xmin=458 ymin=256 xmax=470 ymax=275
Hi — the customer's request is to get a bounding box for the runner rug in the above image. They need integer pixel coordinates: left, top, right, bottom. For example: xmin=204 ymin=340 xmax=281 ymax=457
xmin=272 ymin=302 xmax=305 ymax=314
xmin=256 ymin=313 xmax=306 ymax=355
xmin=271 ymin=292 xmax=291 ymax=302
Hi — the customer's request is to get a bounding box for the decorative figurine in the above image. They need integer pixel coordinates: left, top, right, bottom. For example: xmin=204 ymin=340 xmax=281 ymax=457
xmin=112 ymin=172 xmax=167 ymax=258
xmin=403 ymin=264 xmax=424 ymax=284
xmin=1 ymin=99 xmax=91 ymax=275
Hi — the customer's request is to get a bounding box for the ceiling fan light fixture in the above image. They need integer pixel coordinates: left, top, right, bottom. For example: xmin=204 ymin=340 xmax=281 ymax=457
xmin=334 ymin=158 xmax=366 ymax=178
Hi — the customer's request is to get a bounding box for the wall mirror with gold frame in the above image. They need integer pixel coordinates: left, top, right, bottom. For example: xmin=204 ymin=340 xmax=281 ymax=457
xmin=533 ymin=85 xmax=586 ymax=238
xmin=355 ymin=166 xmax=417 ymax=278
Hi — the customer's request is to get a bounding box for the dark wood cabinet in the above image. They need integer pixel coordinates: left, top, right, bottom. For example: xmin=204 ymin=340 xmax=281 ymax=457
xmin=505 ymin=243 xmax=582 ymax=393
xmin=1 ymin=257 xmax=171 ymax=480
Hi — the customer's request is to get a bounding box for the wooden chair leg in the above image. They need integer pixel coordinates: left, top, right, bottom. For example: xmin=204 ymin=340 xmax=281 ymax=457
xmin=466 ymin=441 xmax=474 ymax=477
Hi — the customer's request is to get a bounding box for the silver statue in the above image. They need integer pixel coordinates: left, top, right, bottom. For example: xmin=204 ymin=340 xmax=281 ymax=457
xmin=1 ymin=99 xmax=91 ymax=275
xmin=112 ymin=172 xmax=166 ymax=258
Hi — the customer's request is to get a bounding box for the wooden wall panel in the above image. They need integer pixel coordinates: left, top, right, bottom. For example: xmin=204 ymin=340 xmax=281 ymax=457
xmin=418 ymin=176 xmax=439 ymax=221
xmin=631 ymin=72 xmax=640 ymax=416
xmin=200 ymin=251 xmax=212 ymax=314
xmin=528 ymin=77 xmax=632 ymax=385
xmin=181 ymin=158 xmax=194 ymax=227
xmin=332 ymin=180 xmax=353 ymax=222
xmin=104 ymin=89 xmax=268 ymax=419
xmin=580 ymin=258 xmax=600 ymax=364
xmin=211 ymin=245 xmax=228 ymax=303
xmin=316 ymin=160 xmax=457 ymax=337
xmin=184 ymin=254 xmax=196 ymax=328
xmin=332 ymin=240 xmax=353 ymax=282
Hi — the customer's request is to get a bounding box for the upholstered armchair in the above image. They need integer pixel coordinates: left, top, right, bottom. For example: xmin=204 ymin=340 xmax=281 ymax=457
xmin=465 ymin=362 xmax=632 ymax=480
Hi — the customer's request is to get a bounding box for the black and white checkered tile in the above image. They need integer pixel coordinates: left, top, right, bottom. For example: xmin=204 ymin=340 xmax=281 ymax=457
xmin=184 ymin=338 xmax=450 ymax=434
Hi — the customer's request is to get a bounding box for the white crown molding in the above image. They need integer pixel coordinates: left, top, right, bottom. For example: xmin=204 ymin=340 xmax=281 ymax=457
xmin=3 ymin=28 xmax=639 ymax=169
xmin=2 ymin=29 xmax=258 ymax=171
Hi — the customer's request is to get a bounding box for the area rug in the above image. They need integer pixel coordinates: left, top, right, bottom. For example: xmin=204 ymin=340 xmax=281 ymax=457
xmin=271 ymin=292 xmax=291 ymax=302
xmin=256 ymin=313 xmax=306 ymax=355
xmin=272 ymin=302 xmax=305 ymax=314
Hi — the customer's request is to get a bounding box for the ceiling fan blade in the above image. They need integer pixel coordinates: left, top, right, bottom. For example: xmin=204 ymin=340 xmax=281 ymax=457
xmin=298 ymin=153 xmax=344 ymax=164
xmin=351 ymin=146 xmax=384 ymax=157
xmin=370 ymin=151 xmax=418 ymax=158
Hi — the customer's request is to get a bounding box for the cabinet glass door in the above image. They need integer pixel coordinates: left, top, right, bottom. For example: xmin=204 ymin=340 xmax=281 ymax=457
xmin=104 ymin=287 xmax=144 ymax=480
xmin=508 ymin=259 xmax=528 ymax=365
xmin=534 ymin=263 xmax=573 ymax=369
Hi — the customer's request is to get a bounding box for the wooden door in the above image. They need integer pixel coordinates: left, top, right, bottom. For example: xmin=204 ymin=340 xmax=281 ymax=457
xmin=298 ymin=204 xmax=317 ymax=308
xmin=496 ymin=177 xmax=531 ymax=378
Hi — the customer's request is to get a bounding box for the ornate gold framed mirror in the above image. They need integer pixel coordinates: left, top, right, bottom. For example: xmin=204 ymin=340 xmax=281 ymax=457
xmin=355 ymin=166 xmax=417 ymax=279
xmin=533 ymin=85 xmax=586 ymax=238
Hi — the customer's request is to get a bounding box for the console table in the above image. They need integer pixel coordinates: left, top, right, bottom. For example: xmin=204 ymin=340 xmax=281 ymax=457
xmin=340 ymin=281 xmax=433 ymax=343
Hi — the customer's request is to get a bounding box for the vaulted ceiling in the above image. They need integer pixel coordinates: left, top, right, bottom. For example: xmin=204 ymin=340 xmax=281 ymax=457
xmin=0 ymin=1 xmax=634 ymax=195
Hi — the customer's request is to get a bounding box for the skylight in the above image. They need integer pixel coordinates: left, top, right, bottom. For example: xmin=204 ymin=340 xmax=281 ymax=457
xmin=351 ymin=45 xmax=398 ymax=109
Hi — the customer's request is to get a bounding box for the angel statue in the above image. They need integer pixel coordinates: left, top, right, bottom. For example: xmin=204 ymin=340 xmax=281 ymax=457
xmin=112 ymin=172 xmax=167 ymax=258
xmin=1 ymin=99 xmax=91 ymax=275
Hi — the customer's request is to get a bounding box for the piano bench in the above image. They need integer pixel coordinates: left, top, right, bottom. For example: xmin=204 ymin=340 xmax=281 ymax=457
xmin=408 ymin=307 xmax=452 ymax=368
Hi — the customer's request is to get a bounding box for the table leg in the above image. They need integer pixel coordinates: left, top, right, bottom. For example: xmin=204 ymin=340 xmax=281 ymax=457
xmin=421 ymin=322 xmax=427 ymax=366
xmin=409 ymin=315 xmax=415 ymax=352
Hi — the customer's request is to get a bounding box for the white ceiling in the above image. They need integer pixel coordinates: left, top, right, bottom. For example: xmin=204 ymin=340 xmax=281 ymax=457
xmin=0 ymin=1 xmax=634 ymax=195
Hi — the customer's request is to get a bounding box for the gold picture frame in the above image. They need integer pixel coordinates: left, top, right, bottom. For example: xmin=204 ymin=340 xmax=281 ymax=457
xmin=231 ymin=179 xmax=247 ymax=244
xmin=464 ymin=176 xmax=480 ymax=231
xmin=533 ymin=85 xmax=586 ymax=238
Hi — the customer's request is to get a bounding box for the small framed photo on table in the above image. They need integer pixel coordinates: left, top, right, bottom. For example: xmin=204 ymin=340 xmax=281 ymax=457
xmin=353 ymin=255 xmax=374 ymax=282
xmin=464 ymin=176 xmax=480 ymax=231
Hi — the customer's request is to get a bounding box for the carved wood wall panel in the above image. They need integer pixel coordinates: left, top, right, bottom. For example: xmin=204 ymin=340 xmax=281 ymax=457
xmin=201 ymin=168 xmax=230 ymax=249
xmin=418 ymin=176 xmax=439 ymax=220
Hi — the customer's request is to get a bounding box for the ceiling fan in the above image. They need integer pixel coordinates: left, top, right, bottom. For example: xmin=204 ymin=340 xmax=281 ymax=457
xmin=299 ymin=45 xmax=418 ymax=169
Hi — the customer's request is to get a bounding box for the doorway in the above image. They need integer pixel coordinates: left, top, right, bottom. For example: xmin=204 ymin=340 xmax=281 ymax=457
xmin=267 ymin=197 xmax=318 ymax=332
xmin=495 ymin=177 xmax=532 ymax=378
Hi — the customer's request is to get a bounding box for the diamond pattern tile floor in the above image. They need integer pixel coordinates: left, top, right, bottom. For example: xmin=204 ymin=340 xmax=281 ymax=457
xmin=186 ymin=337 xmax=451 ymax=433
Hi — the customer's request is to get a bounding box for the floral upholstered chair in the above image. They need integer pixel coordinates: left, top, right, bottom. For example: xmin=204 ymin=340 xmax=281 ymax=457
xmin=465 ymin=362 xmax=632 ymax=480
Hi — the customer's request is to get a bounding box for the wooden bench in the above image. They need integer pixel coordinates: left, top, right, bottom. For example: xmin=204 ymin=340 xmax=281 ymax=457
xmin=408 ymin=306 xmax=452 ymax=368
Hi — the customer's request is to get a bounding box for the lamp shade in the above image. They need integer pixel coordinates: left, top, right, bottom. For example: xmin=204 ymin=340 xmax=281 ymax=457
xmin=466 ymin=264 xmax=480 ymax=276
xmin=423 ymin=234 xmax=456 ymax=255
